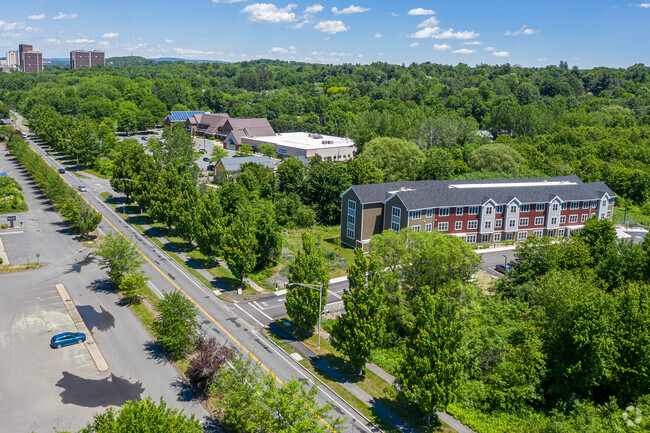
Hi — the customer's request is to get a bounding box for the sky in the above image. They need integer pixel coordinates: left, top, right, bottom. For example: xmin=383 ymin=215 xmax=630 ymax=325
xmin=1 ymin=0 xmax=649 ymax=68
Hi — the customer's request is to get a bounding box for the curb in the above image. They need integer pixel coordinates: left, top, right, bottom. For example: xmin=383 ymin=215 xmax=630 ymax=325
xmin=55 ymin=283 xmax=109 ymax=372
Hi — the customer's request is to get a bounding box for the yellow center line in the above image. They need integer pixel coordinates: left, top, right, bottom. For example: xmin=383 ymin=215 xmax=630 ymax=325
xmin=22 ymin=140 xmax=337 ymax=431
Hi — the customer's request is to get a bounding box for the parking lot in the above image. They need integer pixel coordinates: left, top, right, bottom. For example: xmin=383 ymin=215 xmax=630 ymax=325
xmin=0 ymin=280 xmax=103 ymax=433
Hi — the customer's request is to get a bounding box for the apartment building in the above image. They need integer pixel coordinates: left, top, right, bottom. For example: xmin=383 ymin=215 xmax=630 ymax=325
xmin=340 ymin=176 xmax=616 ymax=249
xmin=18 ymin=44 xmax=32 ymax=69
xmin=21 ymin=50 xmax=43 ymax=73
xmin=70 ymin=50 xmax=105 ymax=69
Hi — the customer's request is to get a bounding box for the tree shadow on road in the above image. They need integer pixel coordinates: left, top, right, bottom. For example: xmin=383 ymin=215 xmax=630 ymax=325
xmin=88 ymin=278 xmax=116 ymax=295
xmin=143 ymin=340 xmax=170 ymax=365
xmin=170 ymin=378 xmax=196 ymax=402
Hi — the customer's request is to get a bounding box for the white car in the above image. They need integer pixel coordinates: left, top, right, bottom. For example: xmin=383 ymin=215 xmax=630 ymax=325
xmin=77 ymin=185 xmax=88 ymax=192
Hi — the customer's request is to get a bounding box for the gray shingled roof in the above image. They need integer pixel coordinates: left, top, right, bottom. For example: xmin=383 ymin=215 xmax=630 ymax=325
xmin=349 ymin=176 xmax=616 ymax=210
xmin=218 ymin=156 xmax=277 ymax=172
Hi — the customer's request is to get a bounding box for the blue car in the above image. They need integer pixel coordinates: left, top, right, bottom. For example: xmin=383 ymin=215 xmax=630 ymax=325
xmin=495 ymin=264 xmax=512 ymax=274
xmin=50 ymin=332 xmax=86 ymax=348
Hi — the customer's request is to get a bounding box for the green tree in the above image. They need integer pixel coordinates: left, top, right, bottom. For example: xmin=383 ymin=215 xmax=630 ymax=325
xmin=468 ymin=143 xmax=525 ymax=175
xmin=78 ymin=397 xmax=202 ymax=433
xmin=417 ymin=148 xmax=456 ymax=180
xmin=118 ymin=271 xmax=148 ymax=305
xmin=395 ymin=287 xmax=464 ymax=425
xmin=259 ymin=142 xmax=277 ymax=157
xmin=95 ymin=232 xmax=145 ymax=286
xmin=576 ymin=216 xmax=617 ymax=263
xmin=237 ymin=162 xmax=276 ymax=199
xmin=360 ymin=137 xmax=424 ymax=182
xmin=303 ymin=157 xmax=351 ymax=224
xmin=220 ymin=216 xmax=258 ymax=291
xmin=331 ymin=249 xmax=387 ymax=375
xmin=286 ymin=233 xmax=328 ymax=331
xmin=276 ymin=156 xmax=306 ymax=194
xmin=346 ymin=157 xmax=383 ymax=185
xmin=152 ymin=291 xmax=198 ymax=361
xmin=152 ymin=126 xmax=197 ymax=174
xmin=75 ymin=203 xmax=102 ymax=239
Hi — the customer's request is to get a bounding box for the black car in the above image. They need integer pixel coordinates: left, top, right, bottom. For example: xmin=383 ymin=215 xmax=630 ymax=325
xmin=202 ymin=157 xmax=210 ymax=162
xmin=207 ymin=164 xmax=215 ymax=171
xmin=58 ymin=168 xmax=65 ymax=174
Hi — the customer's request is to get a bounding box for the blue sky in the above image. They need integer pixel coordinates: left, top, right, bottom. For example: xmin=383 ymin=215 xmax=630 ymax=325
xmin=1 ymin=0 xmax=649 ymax=67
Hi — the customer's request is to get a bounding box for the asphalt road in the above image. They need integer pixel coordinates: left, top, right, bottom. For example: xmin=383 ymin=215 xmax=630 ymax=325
xmin=12 ymin=113 xmax=380 ymax=433
xmin=0 ymin=145 xmax=211 ymax=432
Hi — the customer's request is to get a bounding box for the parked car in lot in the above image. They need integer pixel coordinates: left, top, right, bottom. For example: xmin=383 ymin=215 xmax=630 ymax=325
xmin=77 ymin=185 xmax=87 ymax=192
xmin=207 ymin=164 xmax=215 ymax=171
xmin=58 ymin=168 xmax=65 ymax=174
xmin=50 ymin=332 xmax=86 ymax=348
xmin=202 ymin=157 xmax=210 ymax=162
xmin=495 ymin=264 xmax=513 ymax=274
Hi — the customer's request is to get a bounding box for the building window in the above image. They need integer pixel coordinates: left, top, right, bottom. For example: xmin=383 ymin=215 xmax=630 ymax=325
xmin=469 ymin=206 xmax=479 ymax=215
xmin=410 ymin=210 xmax=421 ymax=220
xmin=496 ymin=205 xmax=503 ymax=213
xmin=520 ymin=204 xmax=530 ymax=212
xmin=520 ymin=218 xmax=529 ymax=226
xmin=495 ymin=219 xmax=503 ymax=228
xmin=455 ymin=221 xmax=462 ymax=231
xmin=552 ymin=203 xmax=559 ymax=211
xmin=600 ymin=213 xmax=605 ymax=219
xmin=509 ymin=219 xmax=517 ymax=228
xmin=485 ymin=206 xmax=493 ymax=215
xmin=581 ymin=214 xmax=588 ymax=222
xmin=562 ymin=202 xmax=568 ymax=210
xmin=456 ymin=207 xmax=463 ymax=215
xmin=438 ymin=222 xmax=449 ymax=231
xmin=518 ymin=231 xmax=528 ymax=240
xmin=485 ymin=221 xmax=492 ymax=229
xmin=551 ymin=217 xmax=557 ymax=225
xmin=467 ymin=220 xmax=478 ymax=230
xmin=559 ymin=229 xmax=565 ymax=237
xmin=481 ymin=234 xmax=490 ymax=243
xmin=494 ymin=233 xmax=501 ymax=242
xmin=347 ymin=200 xmax=355 ymax=239
xmin=536 ymin=203 xmax=546 ymax=211
xmin=534 ymin=230 xmax=543 ymax=238
xmin=425 ymin=223 xmax=432 ymax=232
xmin=547 ymin=229 xmax=555 ymax=237
xmin=439 ymin=207 xmax=450 ymax=216
xmin=413 ymin=225 xmax=420 ymax=232
xmin=583 ymin=201 xmax=589 ymax=209
xmin=602 ymin=199 xmax=607 ymax=207
xmin=426 ymin=209 xmax=433 ymax=218
xmin=560 ymin=215 xmax=566 ymax=224
xmin=571 ymin=202 xmax=579 ymax=210
xmin=534 ymin=217 xmax=544 ymax=225
xmin=592 ymin=201 xmax=597 ymax=208
xmin=607 ymin=211 xmax=612 ymax=218
xmin=505 ymin=232 xmax=514 ymax=241
xmin=569 ymin=215 xmax=578 ymax=223
xmin=510 ymin=205 xmax=517 ymax=213
xmin=391 ymin=206 xmax=401 ymax=232
xmin=466 ymin=235 xmax=477 ymax=244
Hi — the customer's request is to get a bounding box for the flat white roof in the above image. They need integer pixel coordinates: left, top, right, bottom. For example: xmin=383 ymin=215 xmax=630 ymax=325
xmin=449 ymin=181 xmax=578 ymax=189
xmin=247 ymin=132 xmax=355 ymax=151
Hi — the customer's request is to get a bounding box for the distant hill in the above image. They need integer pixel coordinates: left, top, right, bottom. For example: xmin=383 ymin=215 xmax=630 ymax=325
xmin=106 ymin=56 xmax=228 ymax=66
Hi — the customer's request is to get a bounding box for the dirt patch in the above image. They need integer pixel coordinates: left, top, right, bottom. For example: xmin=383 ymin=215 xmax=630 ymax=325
xmin=474 ymin=270 xmax=497 ymax=294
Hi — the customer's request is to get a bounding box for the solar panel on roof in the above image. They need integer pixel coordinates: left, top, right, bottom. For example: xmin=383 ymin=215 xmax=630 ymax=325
xmin=168 ymin=111 xmax=205 ymax=122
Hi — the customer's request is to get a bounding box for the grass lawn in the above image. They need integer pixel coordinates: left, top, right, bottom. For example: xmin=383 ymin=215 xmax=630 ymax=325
xmin=267 ymin=320 xmax=455 ymax=433
xmin=0 ymin=263 xmax=44 ymax=273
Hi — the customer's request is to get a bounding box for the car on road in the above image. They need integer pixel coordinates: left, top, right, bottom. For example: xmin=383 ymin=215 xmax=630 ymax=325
xmin=207 ymin=164 xmax=215 ymax=171
xmin=77 ymin=185 xmax=88 ymax=192
xmin=202 ymin=157 xmax=210 ymax=162
xmin=495 ymin=264 xmax=512 ymax=274
xmin=50 ymin=332 xmax=86 ymax=348
xmin=58 ymin=168 xmax=65 ymax=174
xmin=141 ymin=136 xmax=148 ymax=141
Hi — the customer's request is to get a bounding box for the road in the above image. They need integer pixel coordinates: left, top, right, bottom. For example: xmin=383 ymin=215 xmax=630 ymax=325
xmin=12 ymin=111 xmax=379 ymax=433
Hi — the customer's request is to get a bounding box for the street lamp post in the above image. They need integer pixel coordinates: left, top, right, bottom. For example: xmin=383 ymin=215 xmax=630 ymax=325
xmin=503 ymin=254 xmax=508 ymax=269
xmin=287 ymin=282 xmax=324 ymax=349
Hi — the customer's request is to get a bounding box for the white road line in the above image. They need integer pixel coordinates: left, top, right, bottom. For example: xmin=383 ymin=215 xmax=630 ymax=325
xmin=234 ymin=303 xmax=264 ymax=327
xmin=97 ymin=227 xmax=105 ymax=237
xmin=251 ymin=301 xmax=273 ymax=321
xmin=274 ymin=289 xmax=287 ymax=296
xmin=147 ymin=280 xmax=164 ymax=298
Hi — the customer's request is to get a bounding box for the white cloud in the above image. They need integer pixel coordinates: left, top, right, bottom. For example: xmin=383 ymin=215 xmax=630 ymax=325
xmin=390 ymin=12 xmax=400 ymax=17
xmin=98 ymin=41 xmax=110 ymax=47
xmin=462 ymin=40 xmax=481 ymax=45
xmin=374 ymin=32 xmax=382 ymax=38
xmin=537 ymin=57 xmax=547 ymax=62
xmin=491 ymin=50 xmax=509 ymax=57
xmin=408 ymin=8 xmax=435 ymax=15
xmin=332 ymin=5 xmax=371 ymax=14
xmin=164 ymin=39 xmax=174 ymax=44
xmin=64 ymin=38 xmax=95 ymax=43
xmin=270 ymin=45 xmax=296 ymax=54
xmin=0 ymin=21 xmax=22 ymax=31
xmin=310 ymin=50 xmax=352 ymax=56
xmin=409 ymin=42 xmax=420 ymax=48
xmin=484 ymin=46 xmax=495 ymax=51
xmin=289 ymin=20 xmax=309 ymax=29
xmin=313 ymin=20 xmax=349 ymax=34
xmin=410 ymin=26 xmax=479 ymax=39
xmin=452 ymin=48 xmax=475 ymax=54
xmin=212 ymin=0 xmax=247 ymax=3
xmin=173 ymin=47 xmax=222 ymax=58
xmin=28 ymin=14 xmax=46 ymax=20
xmin=304 ymin=4 xmax=324 ymax=14
xmin=433 ymin=43 xmax=451 ymax=51
xmin=417 ymin=16 xmax=439 ymax=27
xmin=241 ymin=3 xmax=297 ymax=23
xmin=53 ymin=12 xmax=78 ymax=20
xmin=44 ymin=38 xmax=61 ymax=44
xmin=505 ymin=24 xmax=540 ymax=36
xmin=102 ymin=32 xmax=119 ymax=38
xmin=633 ymin=3 xmax=650 ymax=7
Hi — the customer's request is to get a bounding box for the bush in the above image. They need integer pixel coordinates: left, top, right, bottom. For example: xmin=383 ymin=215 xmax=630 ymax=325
xmin=185 ymin=336 xmax=234 ymax=391
xmin=0 ymin=224 xmax=7 ymax=229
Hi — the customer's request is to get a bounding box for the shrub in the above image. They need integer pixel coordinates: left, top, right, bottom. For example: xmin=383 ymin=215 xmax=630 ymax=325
xmin=186 ymin=336 xmax=234 ymax=391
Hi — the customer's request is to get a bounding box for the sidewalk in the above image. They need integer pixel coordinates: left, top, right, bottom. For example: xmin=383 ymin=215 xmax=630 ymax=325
xmin=270 ymin=323 xmax=476 ymax=433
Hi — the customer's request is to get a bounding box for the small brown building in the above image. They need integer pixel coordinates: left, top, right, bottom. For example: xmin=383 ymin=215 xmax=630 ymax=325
xmin=21 ymin=50 xmax=43 ymax=73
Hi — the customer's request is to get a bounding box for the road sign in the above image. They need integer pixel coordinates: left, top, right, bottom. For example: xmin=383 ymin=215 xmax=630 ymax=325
xmin=7 ymin=216 xmax=16 ymax=221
